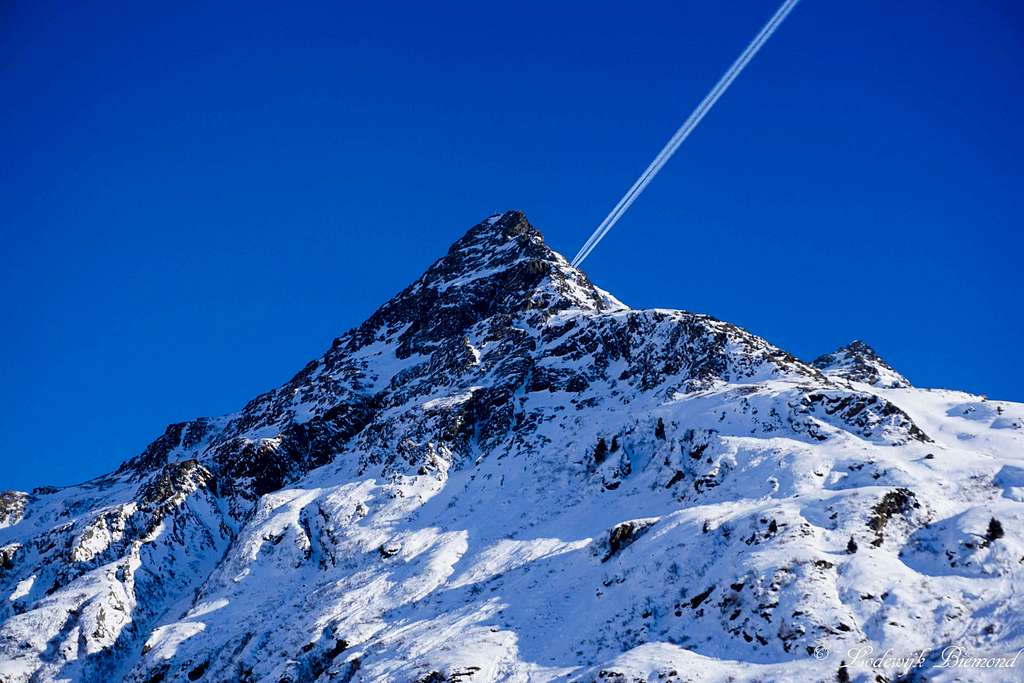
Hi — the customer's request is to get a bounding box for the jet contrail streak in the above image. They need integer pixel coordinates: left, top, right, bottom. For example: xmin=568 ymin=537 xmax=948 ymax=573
xmin=571 ymin=0 xmax=801 ymax=267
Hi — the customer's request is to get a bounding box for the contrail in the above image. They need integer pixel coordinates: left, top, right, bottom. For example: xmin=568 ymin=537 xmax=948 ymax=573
xmin=571 ymin=0 xmax=801 ymax=267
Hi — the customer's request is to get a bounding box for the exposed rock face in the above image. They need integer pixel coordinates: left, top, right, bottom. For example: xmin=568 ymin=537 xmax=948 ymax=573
xmin=0 ymin=492 xmax=28 ymax=529
xmin=1 ymin=212 xmax=1022 ymax=683
xmin=601 ymin=518 xmax=660 ymax=562
xmin=812 ymin=339 xmax=911 ymax=388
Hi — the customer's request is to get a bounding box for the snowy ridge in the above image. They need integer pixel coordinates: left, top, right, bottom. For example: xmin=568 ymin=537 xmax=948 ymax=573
xmin=1 ymin=211 xmax=1022 ymax=682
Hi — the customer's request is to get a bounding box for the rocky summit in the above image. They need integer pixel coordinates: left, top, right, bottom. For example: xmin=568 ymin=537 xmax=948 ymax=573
xmin=1 ymin=211 xmax=1022 ymax=682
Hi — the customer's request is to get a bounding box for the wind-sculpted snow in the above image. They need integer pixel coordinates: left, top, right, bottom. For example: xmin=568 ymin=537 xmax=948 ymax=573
xmin=2 ymin=211 xmax=1022 ymax=682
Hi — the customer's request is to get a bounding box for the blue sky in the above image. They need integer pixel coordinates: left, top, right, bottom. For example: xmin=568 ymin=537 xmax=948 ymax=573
xmin=2 ymin=1 xmax=1021 ymax=491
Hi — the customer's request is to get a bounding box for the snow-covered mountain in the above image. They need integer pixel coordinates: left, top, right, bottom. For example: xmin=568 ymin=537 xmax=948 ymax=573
xmin=2 ymin=211 xmax=1022 ymax=683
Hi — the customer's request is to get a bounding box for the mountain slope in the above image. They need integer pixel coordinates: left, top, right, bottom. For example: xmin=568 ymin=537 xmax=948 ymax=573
xmin=2 ymin=211 xmax=1022 ymax=683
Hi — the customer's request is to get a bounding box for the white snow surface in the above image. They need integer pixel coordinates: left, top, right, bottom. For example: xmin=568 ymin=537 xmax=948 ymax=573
xmin=1 ymin=212 xmax=1022 ymax=683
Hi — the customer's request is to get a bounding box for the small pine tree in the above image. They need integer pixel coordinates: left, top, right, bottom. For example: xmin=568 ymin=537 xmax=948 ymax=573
xmin=655 ymin=417 xmax=666 ymax=440
xmin=836 ymin=662 xmax=851 ymax=683
xmin=768 ymin=519 xmax=778 ymax=534
xmin=847 ymin=537 xmax=858 ymax=554
xmin=594 ymin=437 xmax=608 ymax=465
xmin=610 ymin=435 xmax=619 ymax=452
xmin=985 ymin=518 xmax=1005 ymax=544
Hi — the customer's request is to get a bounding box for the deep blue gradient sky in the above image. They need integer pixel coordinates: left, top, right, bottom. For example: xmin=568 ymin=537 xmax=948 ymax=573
xmin=2 ymin=1 xmax=1021 ymax=491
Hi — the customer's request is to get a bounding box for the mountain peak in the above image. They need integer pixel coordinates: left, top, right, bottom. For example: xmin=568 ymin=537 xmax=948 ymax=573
xmin=431 ymin=210 xmax=553 ymax=286
xmin=812 ymin=339 xmax=910 ymax=388
xmin=446 ymin=210 xmax=540 ymax=254
xmin=341 ymin=211 xmax=625 ymax=357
